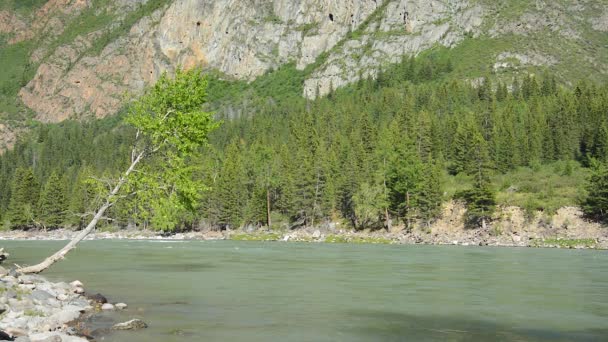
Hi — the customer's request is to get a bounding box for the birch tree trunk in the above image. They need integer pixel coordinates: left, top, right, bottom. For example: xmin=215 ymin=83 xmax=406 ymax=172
xmin=18 ymin=152 xmax=144 ymax=274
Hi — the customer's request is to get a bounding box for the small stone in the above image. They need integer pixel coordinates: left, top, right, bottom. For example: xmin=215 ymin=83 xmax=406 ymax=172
xmin=111 ymin=319 xmax=148 ymax=330
xmin=73 ymin=287 xmax=84 ymax=294
xmin=312 ymin=230 xmax=321 ymax=239
xmin=101 ymin=303 xmax=115 ymax=310
xmin=69 ymin=280 xmax=83 ymax=288
xmin=56 ymin=294 xmax=68 ymax=301
xmin=115 ymin=303 xmax=127 ymax=310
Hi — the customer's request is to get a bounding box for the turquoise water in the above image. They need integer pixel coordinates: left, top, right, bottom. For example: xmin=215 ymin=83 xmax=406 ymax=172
xmin=4 ymin=240 xmax=608 ymax=341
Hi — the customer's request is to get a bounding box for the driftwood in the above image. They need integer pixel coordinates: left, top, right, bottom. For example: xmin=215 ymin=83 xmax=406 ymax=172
xmin=17 ymin=151 xmax=144 ymax=274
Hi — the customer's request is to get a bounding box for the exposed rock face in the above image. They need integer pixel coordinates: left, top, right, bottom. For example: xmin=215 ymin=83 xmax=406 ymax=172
xmin=5 ymin=0 xmax=608 ymax=123
xmin=303 ymin=0 xmax=485 ymax=98
xmin=18 ymin=0 xmax=381 ymax=121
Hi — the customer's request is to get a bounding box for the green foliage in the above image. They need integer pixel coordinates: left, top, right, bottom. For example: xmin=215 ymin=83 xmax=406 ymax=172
xmin=352 ymin=182 xmax=387 ymax=229
xmin=37 ymin=171 xmax=67 ymax=229
xmin=531 ymin=238 xmax=597 ymax=249
xmin=457 ymin=131 xmax=497 ymax=228
xmin=6 ymin=167 xmax=39 ymax=228
xmin=581 ymin=160 xmax=608 ymax=222
xmin=123 ymin=68 xmax=220 ymax=231
xmin=324 ymin=235 xmax=393 ymax=244
xmin=231 ymin=232 xmax=282 ymax=241
xmin=214 ymin=140 xmax=249 ymax=228
xmin=1 ymin=50 xmax=608 ymax=231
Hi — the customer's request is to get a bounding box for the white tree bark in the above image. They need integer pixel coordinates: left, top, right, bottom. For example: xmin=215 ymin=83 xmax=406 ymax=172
xmin=18 ymin=152 xmax=144 ymax=274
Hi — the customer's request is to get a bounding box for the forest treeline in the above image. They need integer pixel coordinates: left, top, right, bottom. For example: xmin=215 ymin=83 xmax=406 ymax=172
xmin=1 ymin=54 xmax=608 ymax=231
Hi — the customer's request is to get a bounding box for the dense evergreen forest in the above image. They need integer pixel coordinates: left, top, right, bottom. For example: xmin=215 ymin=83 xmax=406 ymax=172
xmin=1 ymin=54 xmax=608 ymax=231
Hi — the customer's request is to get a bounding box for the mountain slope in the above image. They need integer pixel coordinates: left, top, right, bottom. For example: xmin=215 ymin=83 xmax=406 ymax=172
xmin=0 ymin=0 xmax=607 ymax=138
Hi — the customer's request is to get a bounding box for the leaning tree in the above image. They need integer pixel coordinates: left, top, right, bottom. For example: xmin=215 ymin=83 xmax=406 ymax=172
xmin=18 ymin=68 xmax=220 ymax=274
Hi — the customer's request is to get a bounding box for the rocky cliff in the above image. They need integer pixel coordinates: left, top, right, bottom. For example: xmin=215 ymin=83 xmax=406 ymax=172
xmin=1 ymin=0 xmax=607 ymax=125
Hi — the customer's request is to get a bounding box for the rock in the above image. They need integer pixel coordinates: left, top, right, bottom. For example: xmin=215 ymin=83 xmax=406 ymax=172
xmin=312 ymin=230 xmax=321 ymax=239
xmin=14 ymin=337 xmax=31 ymax=342
xmin=0 ymin=248 xmax=8 ymax=264
xmin=4 ymin=328 xmax=27 ymax=338
xmin=114 ymin=303 xmax=127 ymax=310
xmin=28 ymin=333 xmax=61 ymax=342
xmin=3 ymin=276 xmax=18 ymax=284
xmin=46 ymin=308 xmax=81 ymax=326
xmin=21 ymin=284 xmax=36 ymax=291
xmin=69 ymin=281 xmax=83 ymax=288
xmin=30 ymin=290 xmax=54 ymax=302
xmin=19 ymin=275 xmax=43 ymax=285
xmin=56 ymin=294 xmax=68 ymax=301
xmin=0 ymin=266 xmax=7 ymax=277
xmin=85 ymin=293 xmax=107 ymax=304
xmin=0 ymin=330 xmax=12 ymax=341
xmin=72 ymin=287 xmax=84 ymax=295
xmin=100 ymin=303 xmax=115 ymax=310
xmin=111 ymin=319 xmax=148 ymax=330
xmin=8 ymin=298 xmax=35 ymax=312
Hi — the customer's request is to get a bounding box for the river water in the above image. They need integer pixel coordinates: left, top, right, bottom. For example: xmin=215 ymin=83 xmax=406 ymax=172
xmin=4 ymin=240 xmax=608 ymax=341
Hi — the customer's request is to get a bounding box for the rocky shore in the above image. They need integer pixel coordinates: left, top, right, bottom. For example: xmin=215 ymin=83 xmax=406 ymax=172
xmin=1 ymin=205 xmax=606 ymax=250
xmin=0 ymin=267 xmax=143 ymax=341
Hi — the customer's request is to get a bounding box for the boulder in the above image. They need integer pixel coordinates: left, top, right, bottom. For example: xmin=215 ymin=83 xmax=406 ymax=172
xmin=46 ymin=308 xmax=81 ymax=326
xmin=85 ymin=293 xmax=107 ymax=304
xmin=69 ymin=281 xmax=83 ymax=288
xmin=100 ymin=303 xmax=114 ymax=310
xmin=30 ymin=290 xmax=54 ymax=302
xmin=114 ymin=303 xmax=127 ymax=310
xmin=4 ymin=328 xmax=27 ymax=338
xmin=111 ymin=319 xmax=148 ymax=330
xmin=72 ymin=287 xmax=84 ymax=295
xmin=19 ymin=275 xmax=43 ymax=285
xmin=0 ymin=330 xmax=12 ymax=341
xmin=29 ymin=333 xmax=87 ymax=342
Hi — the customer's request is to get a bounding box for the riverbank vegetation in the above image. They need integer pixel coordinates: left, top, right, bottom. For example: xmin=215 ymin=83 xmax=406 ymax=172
xmin=1 ymin=52 xmax=608 ymax=232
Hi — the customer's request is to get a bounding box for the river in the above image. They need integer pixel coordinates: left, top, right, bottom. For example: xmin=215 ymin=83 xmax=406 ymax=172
xmin=5 ymin=240 xmax=608 ymax=341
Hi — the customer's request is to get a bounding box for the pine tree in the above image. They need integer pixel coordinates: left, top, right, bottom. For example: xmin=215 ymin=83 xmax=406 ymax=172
xmin=216 ymin=139 xmax=248 ymax=228
xmin=417 ymin=158 xmax=443 ymax=225
xmin=385 ymin=119 xmax=423 ymax=228
xmin=38 ymin=171 xmax=67 ymax=229
xmin=581 ymin=160 xmax=608 ymax=222
xmin=459 ymin=132 xmax=496 ymax=228
xmin=7 ymin=167 xmax=39 ymax=228
xmin=593 ymin=122 xmax=608 ymax=163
